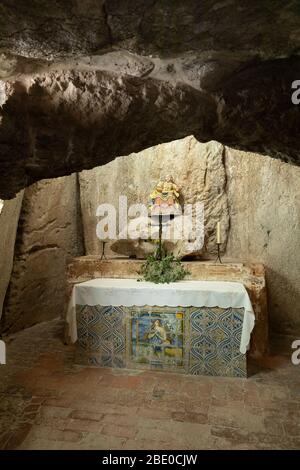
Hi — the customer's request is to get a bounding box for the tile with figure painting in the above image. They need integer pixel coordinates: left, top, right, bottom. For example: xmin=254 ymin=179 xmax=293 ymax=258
xmin=130 ymin=307 xmax=184 ymax=370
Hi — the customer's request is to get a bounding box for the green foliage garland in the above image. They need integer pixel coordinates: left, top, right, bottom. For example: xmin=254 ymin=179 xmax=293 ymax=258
xmin=139 ymin=248 xmax=189 ymax=284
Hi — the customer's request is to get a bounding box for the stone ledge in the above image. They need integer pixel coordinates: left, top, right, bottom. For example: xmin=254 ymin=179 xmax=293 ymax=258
xmin=66 ymin=257 xmax=268 ymax=358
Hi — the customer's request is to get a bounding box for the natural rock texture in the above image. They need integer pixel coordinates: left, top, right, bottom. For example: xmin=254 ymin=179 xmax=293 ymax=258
xmin=1 ymin=175 xmax=84 ymax=334
xmin=225 ymin=148 xmax=300 ymax=335
xmin=0 ymin=71 xmax=216 ymax=199
xmin=0 ymin=1 xmax=298 ymax=344
xmin=79 ymin=137 xmax=230 ymax=259
xmin=110 ymin=214 xmax=204 ymax=259
xmin=0 ymin=192 xmax=24 ymax=320
xmin=79 ymin=136 xmax=300 ymax=334
xmin=0 ymin=1 xmax=300 ymax=198
xmin=2 ymin=136 xmax=299 ymax=337
xmin=1 ymin=1 xmax=300 ymax=59
xmin=0 ymin=0 xmax=109 ymax=59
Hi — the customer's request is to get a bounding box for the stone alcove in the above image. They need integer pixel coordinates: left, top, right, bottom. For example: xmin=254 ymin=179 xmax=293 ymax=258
xmin=0 ymin=0 xmax=300 ymax=451
xmin=0 ymin=0 xmax=299 ymax=351
xmin=0 ymin=136 xmax=299 ymax=343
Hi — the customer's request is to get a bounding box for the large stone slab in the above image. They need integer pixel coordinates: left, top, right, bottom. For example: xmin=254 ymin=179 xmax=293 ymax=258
xmin=2 ymin=175 xmax=84 ymax=333
xmin=0 ymin=191 xmax=23 ymax=319
xmin=79 ymin=138 xmax=300 ymax=337
xmin=79 ymin=137 xmax=230 ymax=259
xmin=225 ymin=147 xmax=300 ymax=336
xmin=1 ymin=2 xmax=300 ymax=204
xmin=66 ymin=257 xmax=268 ymax=358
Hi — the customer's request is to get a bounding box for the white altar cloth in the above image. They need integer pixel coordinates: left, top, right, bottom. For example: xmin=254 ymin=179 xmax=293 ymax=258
xmin=66 ymin=278 xmax=255 ymax=354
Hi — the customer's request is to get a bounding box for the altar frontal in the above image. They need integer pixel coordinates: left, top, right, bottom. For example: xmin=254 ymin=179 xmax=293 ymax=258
xmin=66 ymin=278 xmax=255 ymax=378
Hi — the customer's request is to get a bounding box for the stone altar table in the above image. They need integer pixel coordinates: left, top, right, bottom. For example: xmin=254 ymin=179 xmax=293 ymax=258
xmin=66 ymin=258 xmax=268 ymax=358
xmin=66 ymin=278 xmax=255 ymax=378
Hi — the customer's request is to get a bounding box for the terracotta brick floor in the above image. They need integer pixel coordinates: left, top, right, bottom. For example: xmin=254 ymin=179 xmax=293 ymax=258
xmin=0 ymin=318 xmax=299 ymax=450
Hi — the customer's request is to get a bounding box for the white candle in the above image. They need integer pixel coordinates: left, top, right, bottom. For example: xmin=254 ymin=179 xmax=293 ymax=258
xmin=216 ymin=221 xmax=221 ymax=244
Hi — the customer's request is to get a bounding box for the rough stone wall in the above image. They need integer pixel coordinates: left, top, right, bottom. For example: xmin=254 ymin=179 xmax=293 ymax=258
xmin=79 ymin=137 xmax=230 ymax=259
xmin=1 ymin=57 xmax=300 ymax=201
xmin=1 ymin=137 xmax=299 ymax=336
xmin=0 ymin=192 xmax=23 ymax=321
xmin=225 ymin=148 xmax=300 ymax=335
xmin=0 ymin=1 xmax=300 ymax=200
xmin=2 ymin=174 xmax=83 ymax=334
xmin=79 ymin=137 xmax=300 ymax=335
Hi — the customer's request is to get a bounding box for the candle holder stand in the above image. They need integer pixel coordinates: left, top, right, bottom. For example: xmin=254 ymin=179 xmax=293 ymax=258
xmin=100 ymin=241 xmax=107 ymax=260
xmin=216 ymin=243 xmax=222 ymax=264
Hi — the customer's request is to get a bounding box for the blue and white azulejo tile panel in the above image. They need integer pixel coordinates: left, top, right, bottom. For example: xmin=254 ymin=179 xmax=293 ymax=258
xmin=75 ymin=304 xmax=247 ymax=377
xmin=189 ymin=307 xmax=246 ymax=377
xmin=76 ymin=305 xmax=126 ymax=368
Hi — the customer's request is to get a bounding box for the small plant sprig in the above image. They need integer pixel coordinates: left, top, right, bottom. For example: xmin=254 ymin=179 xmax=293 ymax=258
xmin=139 ymin=248 xmax=189 ymax=284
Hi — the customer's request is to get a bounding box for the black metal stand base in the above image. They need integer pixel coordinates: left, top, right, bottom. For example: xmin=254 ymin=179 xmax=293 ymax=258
xmin=100 ymin=241 xmax=107 ymax=260
xmin=158 ymin=214 xmax=163 ymax=260
xmin=216 ymin=243 xmax=222 ymax=263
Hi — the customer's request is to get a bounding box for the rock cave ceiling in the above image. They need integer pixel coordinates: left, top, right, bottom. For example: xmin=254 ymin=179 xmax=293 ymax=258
xmin=0 ymin=0 xmax=299 ymax=199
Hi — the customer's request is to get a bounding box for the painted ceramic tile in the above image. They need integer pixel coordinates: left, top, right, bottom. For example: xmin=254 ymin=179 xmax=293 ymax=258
xmin=75 ymin=303 xmax=247 ymax=377
xmin=76 ymin=305 xmax=126 ymax=368
xmin=130 ymin=307 xmax=184 ymax=370
xmin=189 ymin=307 xmax=247 ymax=378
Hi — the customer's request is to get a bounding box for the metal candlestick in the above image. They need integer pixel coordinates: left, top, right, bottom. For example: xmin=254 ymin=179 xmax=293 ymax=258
xmin=158 ymin=214 xmax=163 ymax=260
xmin=216 ymin=243 xmax=222 ymax=263
xmin=100 ymin=241 xmax=107 ymax=260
